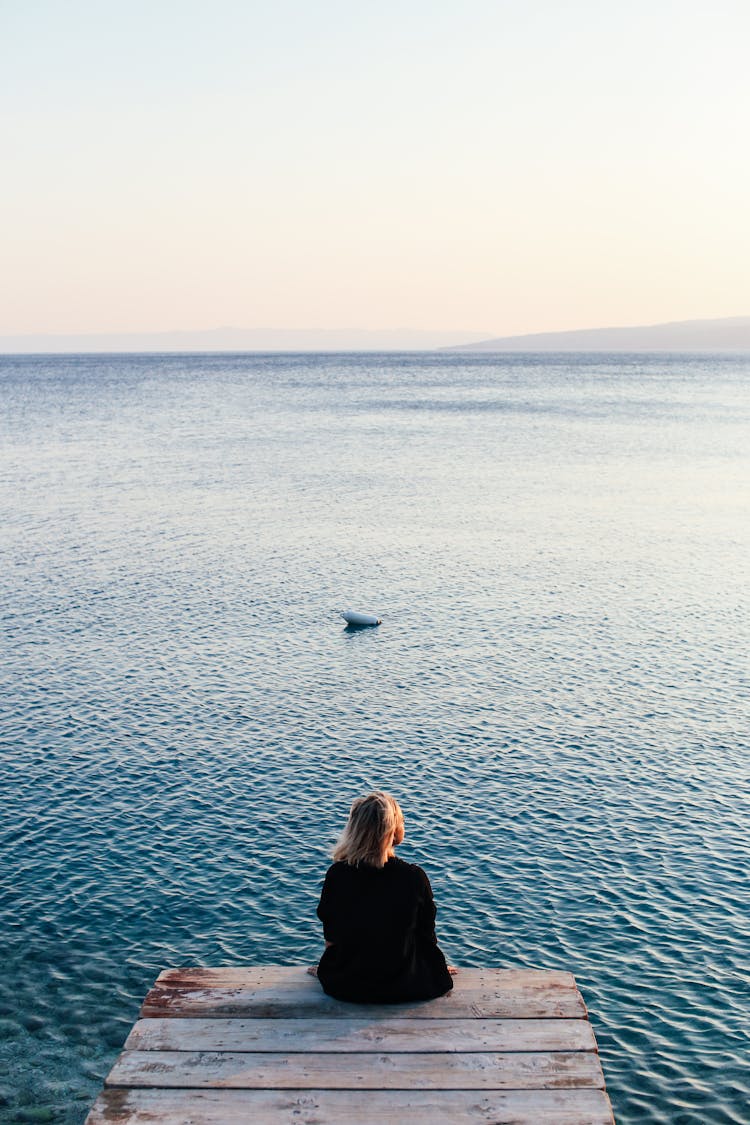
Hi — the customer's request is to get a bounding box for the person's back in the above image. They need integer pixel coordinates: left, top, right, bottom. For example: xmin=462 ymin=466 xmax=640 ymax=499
xmin=313 ymin=793 xmax=454 ymax=1003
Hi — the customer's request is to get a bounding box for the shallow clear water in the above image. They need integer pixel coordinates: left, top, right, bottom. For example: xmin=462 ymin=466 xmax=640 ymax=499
xmin=1 ymin=351 xmax=748 ymax=1124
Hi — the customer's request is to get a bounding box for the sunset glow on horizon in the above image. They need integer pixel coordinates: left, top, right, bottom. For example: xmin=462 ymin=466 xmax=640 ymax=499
xmin=2 ymin=0 xmax=749 ymax=337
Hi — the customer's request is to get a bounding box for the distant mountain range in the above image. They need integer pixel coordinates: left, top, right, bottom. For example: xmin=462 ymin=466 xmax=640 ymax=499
xmin=2 ymin=317 xmax=749 ymax=354
xmin=0 ymin=327 xmax=484 ymax=354
xmin=448 ymin=316 xmax=750 ymax=352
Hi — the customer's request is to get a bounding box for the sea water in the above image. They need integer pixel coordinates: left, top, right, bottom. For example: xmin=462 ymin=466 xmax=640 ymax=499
xmin=0 ymin=351 xmax=748 ymax=1123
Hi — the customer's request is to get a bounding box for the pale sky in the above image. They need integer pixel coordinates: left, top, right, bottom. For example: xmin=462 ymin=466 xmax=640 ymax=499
xmin=2 ymin=0 xmax=749 ymax=336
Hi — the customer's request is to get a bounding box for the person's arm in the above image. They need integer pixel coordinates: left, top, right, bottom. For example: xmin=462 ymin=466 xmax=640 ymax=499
xmin=316 ymin=865 xmax=341 ymax=947
xmin=308 ymin=868 xmax=336 ymax=976
xmin=414 ymin=866 xmax=439 ymax=944
xmin=415 ymin=866 xmax=457 ymax=974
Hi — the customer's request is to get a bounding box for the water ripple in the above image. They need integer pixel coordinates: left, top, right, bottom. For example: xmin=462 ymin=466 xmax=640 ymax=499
xmin=1 ymin=352 xmax=749 ymax=1122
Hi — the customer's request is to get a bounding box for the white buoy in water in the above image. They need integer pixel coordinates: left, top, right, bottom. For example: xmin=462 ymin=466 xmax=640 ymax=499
xmin=342 ymin=610 xmax=381 ymax=627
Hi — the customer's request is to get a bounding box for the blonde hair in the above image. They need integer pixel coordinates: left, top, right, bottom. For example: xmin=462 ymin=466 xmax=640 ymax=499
xmin=332 ymin=791 xmax=405 ymax=868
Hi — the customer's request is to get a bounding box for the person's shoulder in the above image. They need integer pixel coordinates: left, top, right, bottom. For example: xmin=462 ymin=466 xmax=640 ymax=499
xmin=393 ymin=856 xmax=428 ymax=874
xmin=391 ymin=857 xmax=431 ymax=886
xmin=387 ymin=856 xmax=412 ymax=871
xmin=324 ymin=861 xmax=349 ymax=878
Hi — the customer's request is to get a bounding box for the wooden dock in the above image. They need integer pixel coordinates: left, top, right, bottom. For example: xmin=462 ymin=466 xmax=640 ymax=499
xmin=86 ymin=966 xmax=615 ymax=1123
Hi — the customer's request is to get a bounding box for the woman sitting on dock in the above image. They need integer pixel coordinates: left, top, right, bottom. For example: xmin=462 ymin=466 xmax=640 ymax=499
xmin=311 ymin=791 xmax=455 ymax=1003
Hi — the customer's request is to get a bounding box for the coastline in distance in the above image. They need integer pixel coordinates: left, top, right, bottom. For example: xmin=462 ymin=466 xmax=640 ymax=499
xmin=446 ymin=315 xmax=750 ymax=352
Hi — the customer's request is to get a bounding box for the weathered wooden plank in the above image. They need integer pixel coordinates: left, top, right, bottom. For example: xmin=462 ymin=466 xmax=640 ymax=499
xmin=156 ymin=967 xmax=577 ymax=990
xmin=106 ymin=1048 xmax=605 ymax=1090
xmin=86 ymin=1086 xmax=616 ymax=1124
xmin=156 ymin=967 xmax=309 ymax=987
xmin=87 ymin=965 xmax=614 ymax=1123
xmin=140 ymin=983 xmax=586 ymax=1019
xmin=125 ymin=1015 xmax=597 ymax=1053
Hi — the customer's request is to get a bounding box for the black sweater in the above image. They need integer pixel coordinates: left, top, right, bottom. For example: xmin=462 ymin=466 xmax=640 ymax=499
xmin=315 ymin=856 xmax=454 ymax=1003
